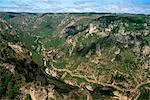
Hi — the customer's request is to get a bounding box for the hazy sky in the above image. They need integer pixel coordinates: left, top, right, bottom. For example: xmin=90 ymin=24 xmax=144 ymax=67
xmin=0 ymin=0 xmax=150 ymax=14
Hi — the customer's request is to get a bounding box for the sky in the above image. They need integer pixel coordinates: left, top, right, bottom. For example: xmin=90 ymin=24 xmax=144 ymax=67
xmin=0 ymin=0 xmax=150 ymax=14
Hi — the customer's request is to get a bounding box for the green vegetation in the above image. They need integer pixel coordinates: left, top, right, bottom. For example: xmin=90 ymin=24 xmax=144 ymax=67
xmin=96 ymin=65 xmax=111 ymax=73
xmin=44 ymin=37 xmax=65 ymax=49
xmin=138 ymin=84 xmax=150 ymax=100
xmin=25 ymin=94 xmax=32 ymax=100
xmin=0 ymin=68 xmax=22 ymax=99
xmin=72 ymin=59 xmax=81 ymax=69
xmin=113 ymin=73 xmax=125 ymax=82
xmin=31 ymin=51 xmax=43 ymax=65
xmin=92 ymin=87 xmax=114 ymax=100
xmin=125 ymin=24 xmax=144 ymax=31
xmin=73 ymin=77 xmax=87 ymax=83
xmin=55 ymin=59 xmax=67 ymax=68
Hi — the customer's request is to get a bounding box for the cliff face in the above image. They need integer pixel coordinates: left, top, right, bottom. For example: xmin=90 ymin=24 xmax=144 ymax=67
xmin=0 ymin=13 xmax=150 ymax=100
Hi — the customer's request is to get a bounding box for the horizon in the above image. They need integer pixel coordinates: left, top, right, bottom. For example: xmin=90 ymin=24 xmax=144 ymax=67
xmin=0 ymin=0 xmax=150 ymax=14
xmin=0 ymin=12 xmax=149 ymax=15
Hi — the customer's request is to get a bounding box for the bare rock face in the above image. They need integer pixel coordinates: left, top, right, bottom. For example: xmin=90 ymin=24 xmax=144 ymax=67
xmin=20 ymin=84 xmax=57 ymax=100
xmin=143 ymin=45 xmax=150 ymax=56
xmin=29 ymin=86 xmax=47 ymax=100
xmin=115 ymin=48 xmax=121 ymax=55
xmin=89 ymin=23 xmax=98 ymax=34
xmin=132 ymin=46 xmax=141 ymax=54
xmin=85 ymin=85 xmax=94 ymax=91
xmin=97 ymin=31 xmax=109 ymax=38
xmin=0 ymin=63 xmax=15 ymax=74
xmin=8 ymin=43 xmax=23 ymax=54
xmin=113 ymin=91 xmax=130 ymax=100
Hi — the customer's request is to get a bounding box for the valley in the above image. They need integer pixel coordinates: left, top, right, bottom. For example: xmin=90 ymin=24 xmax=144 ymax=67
xmin=0 ymin=12 xmax=150 ymax=100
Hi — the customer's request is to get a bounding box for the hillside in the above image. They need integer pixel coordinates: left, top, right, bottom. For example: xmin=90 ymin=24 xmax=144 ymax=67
xmin=0 ymin=12 xmax=150 ymax=100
